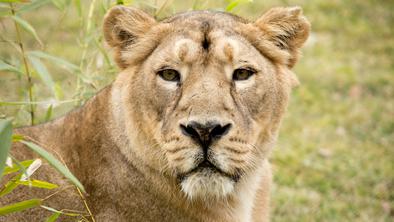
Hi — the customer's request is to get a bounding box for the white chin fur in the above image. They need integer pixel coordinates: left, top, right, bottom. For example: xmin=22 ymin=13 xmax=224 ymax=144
xmin=180 ymin=170 xmax=235 ymax=200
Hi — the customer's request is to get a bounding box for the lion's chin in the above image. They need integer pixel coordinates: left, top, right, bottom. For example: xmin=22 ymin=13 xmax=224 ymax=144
xmin=180 ymin=168 xmax=235 ymax=200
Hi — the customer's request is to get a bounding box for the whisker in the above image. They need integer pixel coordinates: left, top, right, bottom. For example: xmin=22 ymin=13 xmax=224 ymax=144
xmin=172 ymin=156 xmax=186 ymax=162
xmin=228 ymin=137 xmax=248 ymax=144
xmin=227 ymin=158 xmax=245 ymax=164
xmin=247 ymin=143 xmax=260 ymax=150
xmin=163 ymin=137 xmax=180 ymax=143
xmin=222 ymin=146 xmax=249 ymax=154
xmin=165 ymin=146 xmax=191 ymax=154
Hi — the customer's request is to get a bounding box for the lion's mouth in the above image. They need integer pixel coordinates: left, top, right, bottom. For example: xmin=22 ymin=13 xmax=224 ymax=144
xmin=177 ymin=160 xmax=240 ymax=182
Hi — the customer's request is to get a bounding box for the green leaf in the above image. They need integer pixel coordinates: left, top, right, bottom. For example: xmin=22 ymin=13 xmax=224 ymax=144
xmin=0 ymin=174 xmax=20 ymax=197
xmin=50 ymin=0 xmax=71 ymax=10
xmin=51 ymin=0 xmax=66 ymax=10
xmin=28 ymin=56 xmax=56 ymax=95
xmin=0 ymin=60 xmax=23 ymax=76
xmin=16 ymin=179 xmax=58 ymax=189
xmin=0 ymin=119 xmax=12 ymax=181
xmin=20 ymin=141 xmax=85 ymax=192
xmin=41 ymin=205 xmax=79 ymax=216
xmin=12 ymin=134 xmax=24 ymax=142
xmin=54 ymin=82 xmax=64 ymax=100
xmin=45 ymin=212 xmax=61 ymax=222
xmin=41 ymin=205 xmax=63 ymax=214
xmin=0 ymin=182 xmax=18 ymax=197
xmin=73 ymin=0 xmax=82 ymax=17
xmin=17 ymin=0 xmax=51 ymax=14
xmin=2 ymin=159 xmax=33 ymax=175
xmin=11 ymin=15 xmax=42 ymax=46
xmin=0 ymin=199 xmax=42 ymax=215
xmin=0 ymin=9 xmax=11 ymax=17
xmin=225 ymin=0 xmax=240 ymax=12
xmin=44 ymin=105 xmax=53 ymax=122
xmin=225 ymin=0 xmax=252 ymax=12
xmin=28 ymin=51 xmax=79 ymax=72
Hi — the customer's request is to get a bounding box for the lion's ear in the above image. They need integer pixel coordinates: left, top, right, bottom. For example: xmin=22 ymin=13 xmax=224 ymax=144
xmin=103 ymin=6 xmax=156 ymax=69
xmin=254 ymin=6 xmax=310 ymax=68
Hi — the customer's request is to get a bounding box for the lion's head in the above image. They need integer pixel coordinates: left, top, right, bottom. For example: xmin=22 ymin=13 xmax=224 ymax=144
xmin=104 ymin=6 xmax=310 ymax=200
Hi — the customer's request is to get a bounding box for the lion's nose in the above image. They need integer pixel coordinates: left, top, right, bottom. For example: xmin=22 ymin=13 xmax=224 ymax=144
xmin=180 ymin=121 xmax=232 ymax=150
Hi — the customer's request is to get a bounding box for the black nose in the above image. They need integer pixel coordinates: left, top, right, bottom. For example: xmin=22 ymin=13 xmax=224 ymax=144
xmin=180 ymin=121 xmax=232 ymax=152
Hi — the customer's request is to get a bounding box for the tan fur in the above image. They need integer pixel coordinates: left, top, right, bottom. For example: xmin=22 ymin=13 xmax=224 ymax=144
xmin=0 ymin=6 xmax=310 ymax=222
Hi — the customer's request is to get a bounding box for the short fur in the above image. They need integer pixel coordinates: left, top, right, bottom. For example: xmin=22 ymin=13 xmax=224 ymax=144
xmin=0 ymin=6 xmax=310 ymax=222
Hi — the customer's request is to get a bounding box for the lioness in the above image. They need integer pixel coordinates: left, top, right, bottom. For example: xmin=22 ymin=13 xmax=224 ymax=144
xmin=1 ymin=6 xmax=310 ymax=222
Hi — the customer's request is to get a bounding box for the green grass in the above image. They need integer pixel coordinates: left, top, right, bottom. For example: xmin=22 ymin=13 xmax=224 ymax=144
xmin=0 ymin=0 xmax=393 ymax=221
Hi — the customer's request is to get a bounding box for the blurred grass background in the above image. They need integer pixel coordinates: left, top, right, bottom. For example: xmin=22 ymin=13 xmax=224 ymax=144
xmin=0 ymin=0 xmax=393 ymax=221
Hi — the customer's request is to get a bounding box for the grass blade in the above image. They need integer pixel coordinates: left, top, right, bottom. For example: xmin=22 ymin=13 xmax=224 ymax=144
xmin=20 ymin=141 xmax=85 ymax=192
xmin=0 ymin=199 xmax=42 ymax=215
xmin=0 ymin=119 xmax=13 ymax=181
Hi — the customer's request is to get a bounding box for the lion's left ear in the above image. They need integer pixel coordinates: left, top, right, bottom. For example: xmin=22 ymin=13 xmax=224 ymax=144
xmin=255 ymin=6 xmax=310 ymax=68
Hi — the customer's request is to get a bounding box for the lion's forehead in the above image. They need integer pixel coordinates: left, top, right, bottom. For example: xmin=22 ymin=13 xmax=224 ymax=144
xmin=169 ymin=34 xmax=245 ymax=64
xmin=162 ymin=10 xmax=248 ymax=26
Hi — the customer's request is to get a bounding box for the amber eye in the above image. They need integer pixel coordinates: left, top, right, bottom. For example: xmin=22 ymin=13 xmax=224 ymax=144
xmin=157 ymin=69 xmax=180 ymax=82
xmin=232 ymin=68 xmax=255 ymax=81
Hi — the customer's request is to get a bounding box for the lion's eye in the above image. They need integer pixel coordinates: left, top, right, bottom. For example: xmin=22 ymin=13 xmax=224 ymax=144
xmin=232 ymin=68 xmax=255 ymax=81
xmin=158 ymin=69 xmax=180 ymax=82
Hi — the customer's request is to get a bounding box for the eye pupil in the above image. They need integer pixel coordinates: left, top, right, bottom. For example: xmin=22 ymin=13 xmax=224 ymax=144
xmin=158 ymin=69 xmax=180 ymax=82
xmin=233 ymin=68 xmax=255 ymax=81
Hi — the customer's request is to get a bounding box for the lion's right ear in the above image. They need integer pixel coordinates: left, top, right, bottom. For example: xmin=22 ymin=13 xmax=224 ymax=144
xmin=103 ymin=6 xmax=156 ymax=69
xmin=254 ymin=7 xmax=310 ymax=68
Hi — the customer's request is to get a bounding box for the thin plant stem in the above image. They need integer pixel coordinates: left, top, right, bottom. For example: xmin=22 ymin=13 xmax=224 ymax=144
xmin=10 ymin=3 xmax=35 ymax=125
xmin=42 ymin=185 xmax=75 ymax=201
xmin=77 ymin=187 xmax=96 ymax=222
xmin=0 ymin=99 xmax=80 ymax=106
xmin=77 ymin=0 xmax=97 ymax=106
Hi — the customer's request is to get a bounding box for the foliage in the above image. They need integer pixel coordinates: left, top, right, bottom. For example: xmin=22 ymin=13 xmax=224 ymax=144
xmin=20 ymin=141 xmax=85 ymax=192
xmin=0 ymin=118 xmax=86 ymax=219
xmin=0 ymin=119 xmax=12 ymax=180
xmin=0 ymin=0 xmax=393 ymax=221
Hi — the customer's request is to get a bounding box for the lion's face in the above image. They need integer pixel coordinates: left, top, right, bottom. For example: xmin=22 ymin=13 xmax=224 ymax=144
xmin=142 ymin=31 xmax=279 ymax=199
xmin=105 ymin=7 xmax=310 ymax=200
